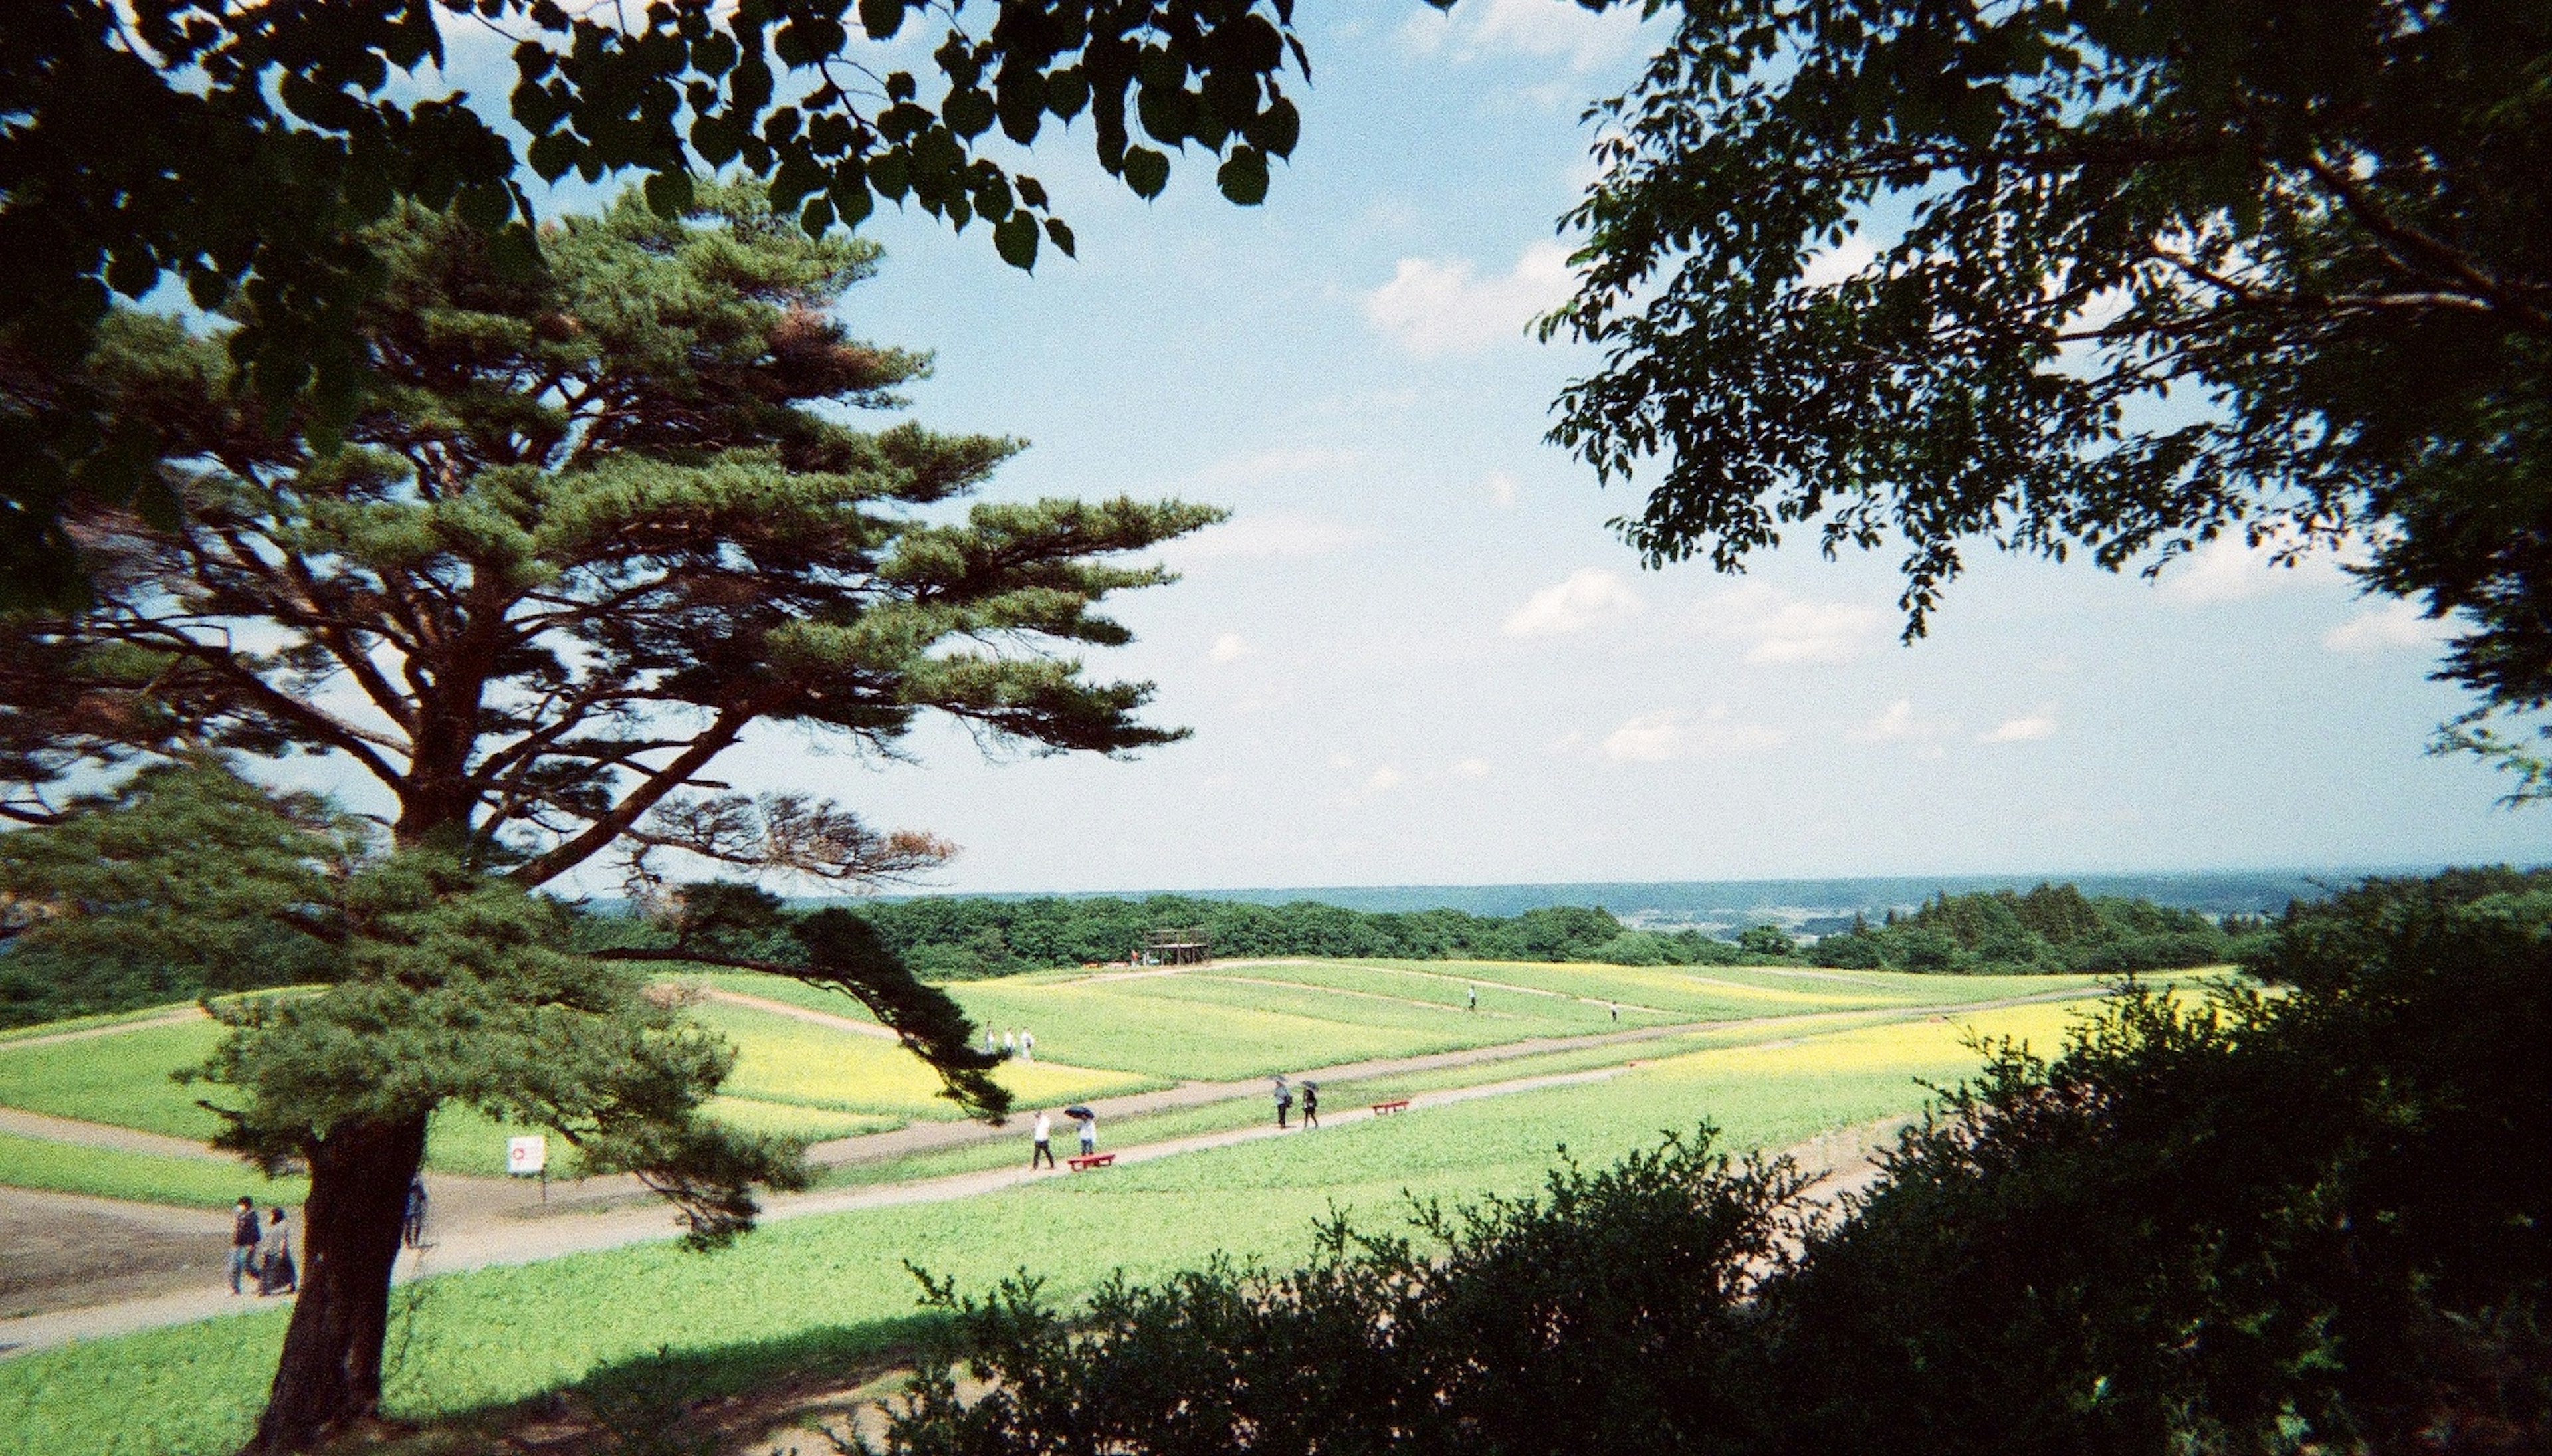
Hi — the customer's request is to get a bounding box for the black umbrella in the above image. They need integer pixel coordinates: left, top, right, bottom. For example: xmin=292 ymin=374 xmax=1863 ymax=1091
xmin=1065 ymin=1105 xmax=1095 ymax=1120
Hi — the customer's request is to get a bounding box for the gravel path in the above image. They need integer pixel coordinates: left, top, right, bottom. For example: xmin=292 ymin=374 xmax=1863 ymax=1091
xmin=0 ymin=1107 xmax=231 ymax=1161
xmin=698 ymin=988 xmax=900 ymax=1040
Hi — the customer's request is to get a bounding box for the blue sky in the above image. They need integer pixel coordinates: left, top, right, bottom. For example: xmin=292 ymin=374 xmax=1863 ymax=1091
xmin=460 ymin=2 xmax=2546 ymax=893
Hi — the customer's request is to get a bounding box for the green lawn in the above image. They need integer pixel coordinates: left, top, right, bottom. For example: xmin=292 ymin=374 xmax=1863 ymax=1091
xmin=0 ymin=1130 xmax=306 ymax=1211
xmin=0 ymin=998 xmax=2102 ymax=1456
xmin=0 ymin=995 xmax=1158 ymax=1182
xmin=0 ymin=1017 xmax=236 ymax=1141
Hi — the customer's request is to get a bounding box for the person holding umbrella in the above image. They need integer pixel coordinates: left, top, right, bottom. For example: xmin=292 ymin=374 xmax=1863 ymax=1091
xmin=1299 ymin=1081 xmax=1319 ymax=1128
xmin=1070 ymin=1104 xmax=1097 ymax=1158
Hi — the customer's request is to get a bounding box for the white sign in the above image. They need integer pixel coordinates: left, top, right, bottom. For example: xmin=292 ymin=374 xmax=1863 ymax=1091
xmin=506 ymin=1135 xmax=548 ymax=1176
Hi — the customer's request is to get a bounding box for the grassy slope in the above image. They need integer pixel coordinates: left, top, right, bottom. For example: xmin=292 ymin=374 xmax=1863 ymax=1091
xmin=0 ymin=1000 xmax=1150 ymax=1180
xmin=0 ymin=1130 xmax=307 ymax=1210
xmin=0 ymin=1000 xmax=2098 ymax=1456
xmin=0 ymin=960 xmax=2166 ymax=1190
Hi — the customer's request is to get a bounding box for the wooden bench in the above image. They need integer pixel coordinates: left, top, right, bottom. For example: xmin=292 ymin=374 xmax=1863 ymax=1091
xmin=1370 ymin=1099 xmax=1412 ymax=1116
xmin=1067 ymin=1152 xmax=1116 ymax=1171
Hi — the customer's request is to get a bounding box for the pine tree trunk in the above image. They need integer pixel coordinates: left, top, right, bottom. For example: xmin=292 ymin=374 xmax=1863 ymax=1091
xmin=241 ymin=1112 xmax=430 ymax=1454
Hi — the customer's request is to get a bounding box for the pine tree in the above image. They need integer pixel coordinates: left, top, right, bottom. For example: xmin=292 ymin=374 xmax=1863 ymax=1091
xmin=0 ymin=183 xmax=1217 ymax=1451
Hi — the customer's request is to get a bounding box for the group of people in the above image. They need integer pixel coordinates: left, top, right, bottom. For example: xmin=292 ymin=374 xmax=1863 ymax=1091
xmin=1272 ymin=1074 xmax=1319 ymax=1129
xmin=986 ymin=1026 xmax=1037 ymax=1062
xmin=227 ymin=1198 xmax=296 ymax=1297
xmin=230 ymin=1173 xmax=431 ymax=1297
xmin=1029 ymin=1105 xmax=1097 ymax=1168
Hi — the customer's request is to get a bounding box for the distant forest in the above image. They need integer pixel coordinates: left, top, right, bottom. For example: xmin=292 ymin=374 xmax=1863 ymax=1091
xmin=851 ymin=883 xmax=2270 ymax=980
xmin=0 ymin=882 xmax=2270 ymax=1027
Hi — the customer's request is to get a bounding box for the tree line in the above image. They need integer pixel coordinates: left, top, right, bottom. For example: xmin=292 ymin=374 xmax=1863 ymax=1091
xmin=1804 ymin=883 xmax=2274 ymax=976
xmin=799 ymin=881 xmax=2268 ymax=980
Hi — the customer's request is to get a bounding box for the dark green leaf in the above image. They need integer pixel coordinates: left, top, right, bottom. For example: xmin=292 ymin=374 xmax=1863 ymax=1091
xmin=1121 ymin=146 xmax=1169 ymax=199
xmin=858 ymin=0 xmax=907 ymax=41
xmin=643 ymin=169 xmax=695 ymax=218
xmin=1216 ymin=146 xmax=1269 ymax=207
xmin=994 ymin=211 xmax=1039 ymax=270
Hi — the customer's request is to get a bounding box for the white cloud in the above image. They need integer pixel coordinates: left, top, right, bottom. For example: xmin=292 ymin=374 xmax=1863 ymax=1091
xmin=1848 ymin=698 xmax=1947 ymax=745
xmin=2324 ymin=599 xmax=2450 ymax=655
xmin=2157 ymin=532 xmax=2347 ymax=605
xmin=1362 ymin=241 xmax=1574 ymax=357
xmin=1451 ymin=756 xmax=1493 ymax=780
xmin=1364 ymin=766 xmax=1408 ymax=792
xmin=1602 ymin=707 xmax=1783 ymax=763
xmin=1485 ymin=471 xmax=1520 ymax=509
xmin=1207 ymin=633 xmax=1250 ymax=664
xmin=1168 ymin=511 xmax=1370 ymax=562
xmin=1982 ymin=710 xmax=2058 ymax=744
xmin=1397 ymin=0 xmax=1646 ymax=72
xmin=1503 ymin=568 xmax=1642 ymax=638
xmin=1797 ymin=236 xmax=1877 ymax=288
xmin=1687 ymin=582 xmax=1886 ymax=665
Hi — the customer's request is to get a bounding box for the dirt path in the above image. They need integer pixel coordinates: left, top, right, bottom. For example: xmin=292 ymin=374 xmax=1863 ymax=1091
xmin=0 ymin=1106 xmax=230 ymax=1161
xmin=1077 ymin=954 xmax=1776 ymax=1019
xmin=1189 ymin=972 xmax=1544 ymax=1020
xmin=0 ymin=1188 xmax=233 ymax=1320
xmin=785 ymin=1012 xmax=1744 ymax=1171
xmin=698 ymin=988 xmax=900 ymax=1041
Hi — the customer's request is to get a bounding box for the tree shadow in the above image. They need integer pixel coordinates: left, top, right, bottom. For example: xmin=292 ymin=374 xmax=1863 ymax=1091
xmin=352 ymin=1312 xmax=944 ymax=1455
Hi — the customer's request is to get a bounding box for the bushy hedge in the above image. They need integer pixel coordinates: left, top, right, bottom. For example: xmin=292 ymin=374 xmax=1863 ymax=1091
xmin=869 ymin=869 xmax=2552 ymax=1456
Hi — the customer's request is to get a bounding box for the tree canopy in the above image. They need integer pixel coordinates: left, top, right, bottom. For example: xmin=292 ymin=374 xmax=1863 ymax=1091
xmin=1 ymin=0 xmax=1353 ymax=607
xmin=0 ymin=181 xmax=1212 ymax=1450
xmin=1546 ymin=0 xmax=2552 ymax=771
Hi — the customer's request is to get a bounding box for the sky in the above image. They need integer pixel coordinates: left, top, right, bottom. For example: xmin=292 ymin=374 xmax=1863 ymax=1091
xmin=432 ymin=1 xmax=2548 ymax=894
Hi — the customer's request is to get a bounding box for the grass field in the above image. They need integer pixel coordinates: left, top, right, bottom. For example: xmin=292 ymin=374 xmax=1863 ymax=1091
xmin=0 ymin=1130 xmax=307 ymax=1211
xmin=0 ymin=995 xmax=1158 ymax=1178
xmin=0 ymin=998 xmax=2101 ymax=1455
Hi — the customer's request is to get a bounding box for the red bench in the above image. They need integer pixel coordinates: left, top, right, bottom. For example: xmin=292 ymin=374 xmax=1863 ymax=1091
xmin=1370 ymin=1099 xmax=1412 ymax=1116
xmin=1067 ymin=1153 xmax=1116 ymax=1171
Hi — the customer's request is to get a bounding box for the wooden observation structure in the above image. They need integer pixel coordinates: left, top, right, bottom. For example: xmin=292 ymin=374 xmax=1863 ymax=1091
xmin=1144 ymin=926 xmax=1212 ymax=965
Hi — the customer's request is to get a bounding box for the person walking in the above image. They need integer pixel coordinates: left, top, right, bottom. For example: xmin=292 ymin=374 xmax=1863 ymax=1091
xmin=1031 ymin=1110 xmax=1055 ymax=1170
xmin=1077 ymin=1109 xmax=1097 ymax=1158
xmin=1003 ymin=1029 xmax=1017 ymax=1058
xmin=1273 ymin=1073 xmax=1293 ymax=1130
xmin=1609 ymin=1001 xmax=1620 ymax=1023
xmin=401 ymin=1175 xmax=429 ymax=1249
xmin=1020 ymin=1028 xmax=1035 ymax=1063
xmin=257 ymin=1207 xmax=297 ymax=1297
xmin=1300 ymin=1081 xmax=1319 ymax=1128
xmin=227 ymin=1197 xmax=262 ymax=1295
xmin=1467 ymin=984 xmax=1478 ymax=1013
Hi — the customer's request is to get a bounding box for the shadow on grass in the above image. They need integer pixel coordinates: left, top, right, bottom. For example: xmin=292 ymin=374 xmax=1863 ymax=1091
xmin=354 ymin=1313 xmax=947 ymax=1456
